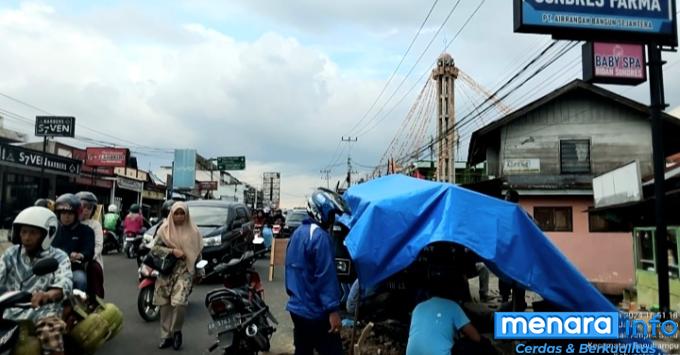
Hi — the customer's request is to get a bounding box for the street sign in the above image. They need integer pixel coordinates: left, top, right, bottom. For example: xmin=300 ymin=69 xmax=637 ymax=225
xmin=173 ymin=149 xmax=197 ymax=189
xmin=217 ymin=156 xmax=246 ymax=171
xmin=514 ymin=0 xmax=678 ymax=46
xmin=35 ymin=116 xmax=76 ymax=137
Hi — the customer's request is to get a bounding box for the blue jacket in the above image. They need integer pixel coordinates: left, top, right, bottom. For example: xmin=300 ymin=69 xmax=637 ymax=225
xmin=285 ymin=219 xmax=341 ymax=320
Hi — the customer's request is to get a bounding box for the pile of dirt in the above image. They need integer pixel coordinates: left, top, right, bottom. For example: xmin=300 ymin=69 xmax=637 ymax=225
xmin=341 ymin=320 xmax=408 ymax=355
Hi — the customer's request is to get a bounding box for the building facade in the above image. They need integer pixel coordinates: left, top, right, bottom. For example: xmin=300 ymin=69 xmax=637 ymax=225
xmin=468 ymin=80 xmax=680 ymax=294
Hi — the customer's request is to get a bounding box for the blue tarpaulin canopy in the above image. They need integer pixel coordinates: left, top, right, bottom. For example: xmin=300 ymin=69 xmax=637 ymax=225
xmin=340 ymin=175 xmax=661 ymax=351
xmin=340 ymin=175 xmax=613 ymax=311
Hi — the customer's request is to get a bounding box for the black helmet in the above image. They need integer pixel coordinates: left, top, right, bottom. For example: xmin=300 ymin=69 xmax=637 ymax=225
xmin=306 ymin=188 xmax=350 ymax=228
xmin=54 ymin=193 xmax=81 ymax=214
xmin=34 ymin=198 xmax=55 ymax=211
xmin=161 ymin=200 xmax=176 ymax=218
xmin=129 ymin=204 xmax=140 ymax=213
xmin=76 ymin=191 xmax=98 ymax=208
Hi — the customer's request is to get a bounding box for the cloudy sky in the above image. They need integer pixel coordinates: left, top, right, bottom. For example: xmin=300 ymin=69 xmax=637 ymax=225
xmin=0 ymin=1 xmax=678 ymax=207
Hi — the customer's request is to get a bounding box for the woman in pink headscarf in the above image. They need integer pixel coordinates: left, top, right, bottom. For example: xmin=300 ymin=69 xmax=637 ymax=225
xmin=151 ymin=202 xmax=203 ymax=350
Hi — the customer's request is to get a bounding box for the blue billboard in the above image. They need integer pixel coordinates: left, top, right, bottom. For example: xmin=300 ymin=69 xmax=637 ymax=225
xmin=173 ymin=149 xmax=196 ymax=189
xmin=514 ymin=0 xmax=677 ymax=46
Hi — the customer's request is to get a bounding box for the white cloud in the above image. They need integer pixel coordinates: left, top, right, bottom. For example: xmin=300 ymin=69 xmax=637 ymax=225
xmin=0 ymin=2 xmax=399 ymax=207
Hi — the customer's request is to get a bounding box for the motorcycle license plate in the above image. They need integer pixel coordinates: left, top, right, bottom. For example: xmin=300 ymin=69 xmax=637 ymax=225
xmin=208 ymin=316 xmax=239 ymax=335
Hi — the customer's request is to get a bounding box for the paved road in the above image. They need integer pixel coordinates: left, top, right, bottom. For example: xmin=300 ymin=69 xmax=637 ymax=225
xmin=98 ymin=252 xmax=294 ymax=355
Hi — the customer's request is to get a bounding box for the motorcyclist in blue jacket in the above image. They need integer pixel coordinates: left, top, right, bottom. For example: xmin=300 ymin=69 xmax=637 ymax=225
xmin=285 ymin=188 xmax=349 ymax=355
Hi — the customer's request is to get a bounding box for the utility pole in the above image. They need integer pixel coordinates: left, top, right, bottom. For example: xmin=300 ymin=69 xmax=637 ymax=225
xmin=648 ymin=42 xmax=672 ymax=313
xmin=320 ymin=169 xmax=331 ymax=189
xmin=342 ymin=136 xmax=358 ymax=187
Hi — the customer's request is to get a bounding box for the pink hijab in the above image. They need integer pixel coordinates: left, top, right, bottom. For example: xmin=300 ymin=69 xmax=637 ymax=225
xmin=158 ymin=202 xmax=204 ymax=273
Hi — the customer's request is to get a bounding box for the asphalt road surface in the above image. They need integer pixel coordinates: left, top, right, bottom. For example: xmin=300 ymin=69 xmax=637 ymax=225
xmin=97 ymin=252 xmax=294 ymax=355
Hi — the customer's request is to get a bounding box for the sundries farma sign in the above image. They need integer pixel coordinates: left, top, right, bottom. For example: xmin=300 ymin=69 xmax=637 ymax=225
xmin=514 ymin=0 xmax=678 ymax=46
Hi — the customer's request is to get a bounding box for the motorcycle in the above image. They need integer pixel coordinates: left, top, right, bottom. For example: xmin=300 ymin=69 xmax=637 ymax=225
xmin=124 ymin=233 xmax=143 ymax=259
xmin=102 ymin=229 xmax=122 ymax=255
xmin=200 ymin=250 xmax=277 ymax=354
xmin=137 ymin=263 xmax=159 ymax=322
xmin=0 ymin=258 xmax=59 ymax=354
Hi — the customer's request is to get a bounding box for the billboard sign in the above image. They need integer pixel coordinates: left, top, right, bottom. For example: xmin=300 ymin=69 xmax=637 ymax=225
xmin=514 ymin=0 xmax=678 ymax=46
xmin=263 ymin=172 xmax=281 ymax=207
xmin=173 ymin=149 xmax=196 ymax=189
xmin=583 ymin=42 xmax=647 ymax=85
xmin=35 ymin=116 xmax=76 ymax=137
xmin=593 ymin=161 xmax=643 ymax=208
xmin=85 ymin=147 xmax=129 ymax=167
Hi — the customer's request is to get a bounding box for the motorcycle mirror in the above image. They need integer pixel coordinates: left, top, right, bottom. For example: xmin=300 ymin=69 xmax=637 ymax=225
xmin=196 ymin=260 xmax=208 ymax=270
xmin=32 ymin=258 xmax=59 ymax=276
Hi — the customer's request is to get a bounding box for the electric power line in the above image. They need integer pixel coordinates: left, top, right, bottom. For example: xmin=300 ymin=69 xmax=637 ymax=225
xmin=345 ymin=0 xmax=441 ymax=136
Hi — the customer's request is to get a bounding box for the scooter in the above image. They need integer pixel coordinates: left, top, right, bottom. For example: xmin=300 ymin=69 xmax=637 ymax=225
xmin=200 ymin=250 xmax=277 ymax=354
xmin=137 ymin=263 xmax=159 ymax=322
xmin=124 ymin=233 xmax=143 ymax=259
xmin=102 ymin=229 xmax=122 ymax=255
xmin=0 ymin=258 xmax=59 ymax=354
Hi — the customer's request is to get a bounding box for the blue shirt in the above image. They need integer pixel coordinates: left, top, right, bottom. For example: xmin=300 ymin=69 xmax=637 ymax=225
xmin=285 ymin=219 xmax=340 ymax=320
xmin=406 ymin=297 xmax=470 ymax=355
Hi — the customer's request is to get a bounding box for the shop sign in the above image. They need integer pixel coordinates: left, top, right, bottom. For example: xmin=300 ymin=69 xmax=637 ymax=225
xmin=514 ymin=0 xmax=678 ymax=46
xmin=35 ymin=116 xmax=76 ymax=137
xmin=85 ymin=147 xmax=129 ymax=167
xmin=582 ymin=42 xmax=646 ymax=85
xmin=114 ymin=167 xmax=148 ymax=181
xmin=198 ymin=181 xmax=218 ymax=190
xmin=142 ymin=190 xmax=166 ymax=200
xmin=504 ymin=159 xmax=541 ymax=174
xmin=117 ymin=177 xmax=144 ymax=192
xmin=75 ymin=176 xmax=114 ymax=189
xmin=0 ymin=143 xmax=81 ymax=175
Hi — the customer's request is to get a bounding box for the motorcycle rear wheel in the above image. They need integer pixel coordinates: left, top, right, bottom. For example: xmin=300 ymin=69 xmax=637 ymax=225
xmin=126 ymin=244 xmax=136 ymax=259
xmin=137 ymin=286 xmax=159 ymax=322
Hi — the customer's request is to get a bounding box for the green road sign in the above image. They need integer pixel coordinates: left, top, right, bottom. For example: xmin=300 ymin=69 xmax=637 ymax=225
xmin=217 ymin=156 xmax=246 ymax=170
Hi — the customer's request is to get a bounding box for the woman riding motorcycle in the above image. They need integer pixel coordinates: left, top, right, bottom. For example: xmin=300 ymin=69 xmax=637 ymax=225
xmin=76 ymin=191 xmax=105 ymax=298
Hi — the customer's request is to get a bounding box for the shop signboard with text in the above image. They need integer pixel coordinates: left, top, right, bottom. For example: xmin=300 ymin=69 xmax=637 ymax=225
xmin=0 ymin=143 xmax=81 ymax=175
xmin=514 ymin=0 xmax=678 ymax=46
xmin=583 ymin=42 xmax=647 ymax=85
xmin=85 ymin=147 xmax=129 ymax=167
xmin=117 ymin=177 xmax=143 ymax=192
xmin=35 ymin=116 xmax=76 ymax=137
xmin=198 ymin=181 xmax=218 ymax=190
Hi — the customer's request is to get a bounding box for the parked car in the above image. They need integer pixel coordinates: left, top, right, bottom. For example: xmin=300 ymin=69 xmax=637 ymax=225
xmin=142 ymin=200 xmax=253 ymax=273
xmin=282 ymin=210 xmax=308 ymax=238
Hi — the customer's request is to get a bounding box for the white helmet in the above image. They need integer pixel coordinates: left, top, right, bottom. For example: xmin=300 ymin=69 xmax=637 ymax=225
xmin=12 ymin=207 xmax=59 ymax=250
xmin=107 ymin=204 xmax=118 ymax=213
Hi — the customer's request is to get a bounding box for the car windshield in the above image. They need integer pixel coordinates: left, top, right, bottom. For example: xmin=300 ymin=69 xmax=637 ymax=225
xmin=287 ymin=212 xmax=307 ymax=223
xmin=189 ymin=206 xmax=229 ymax=226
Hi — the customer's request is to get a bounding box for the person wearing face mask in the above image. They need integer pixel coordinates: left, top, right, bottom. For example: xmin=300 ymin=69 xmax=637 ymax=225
xmin=52 ymin=193 xmax=95 ymax=293
xmin=151 ymin=202 xmax=204 ymax=350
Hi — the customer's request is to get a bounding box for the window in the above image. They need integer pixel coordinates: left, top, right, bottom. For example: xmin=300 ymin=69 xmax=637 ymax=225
xmin=635 ymin=230 xmax=655 ymax=271
xmin=560 ymin=139 xmax=591 ymax=174
xmin=534 ymin=207 xmax=573 ymax=232
xmin=588 ymin=211 xmax=631 ymax=232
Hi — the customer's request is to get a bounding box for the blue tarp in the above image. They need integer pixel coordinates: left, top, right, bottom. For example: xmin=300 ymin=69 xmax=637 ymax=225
xmin=340 ymin=174 xmax=611 ymax=311
xmin=339 ymin=175 xmax=659 ymax=350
